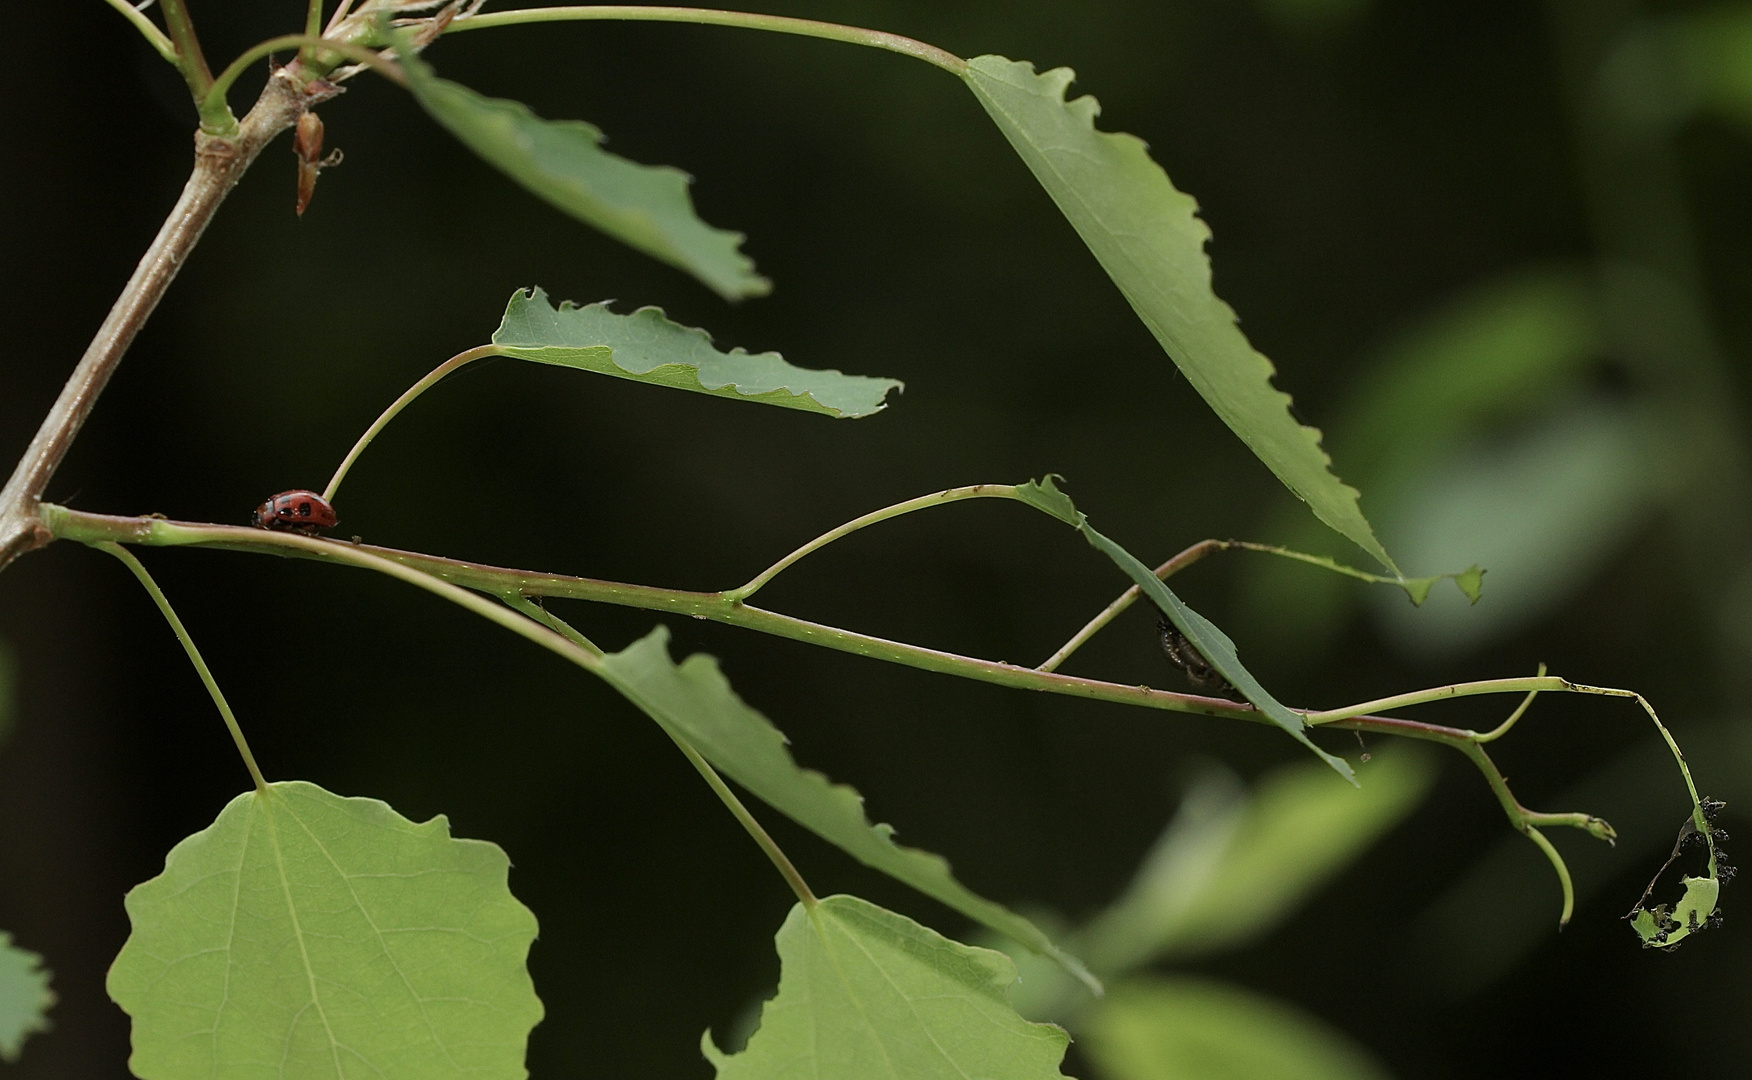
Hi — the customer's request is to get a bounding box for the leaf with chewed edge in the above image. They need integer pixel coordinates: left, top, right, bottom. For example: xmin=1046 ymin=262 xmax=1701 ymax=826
xmin=490 ymin=288 xmax=901 ymax=418
xmin=402 ymin=50 xmax=768 ymax=300
xmin=965 ymin=56 xmax=1397 ymax=574
xmin=1015 ymin=476 xmax=1353 ymax=782
xmin=704 ymin=895 xmax=1071 ymax=1080
xmin=107 ymin=781 xmax=543 ymax=1080
xmin=598 ymin=628 xmax=1096 ymax=990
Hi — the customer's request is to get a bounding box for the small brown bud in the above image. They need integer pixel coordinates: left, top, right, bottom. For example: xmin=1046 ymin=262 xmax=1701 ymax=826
xmin=294 ymin=112 xmax=325 ymax=217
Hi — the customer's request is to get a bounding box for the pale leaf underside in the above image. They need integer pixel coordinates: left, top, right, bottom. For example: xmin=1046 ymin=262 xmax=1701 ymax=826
xmin=107 ymin=781 xmax=542 ymax=1080
xmin=491 ymin=287 xmax=902 ymax=418
xmin=704 ymin=895 xmax=1071 ymax=1080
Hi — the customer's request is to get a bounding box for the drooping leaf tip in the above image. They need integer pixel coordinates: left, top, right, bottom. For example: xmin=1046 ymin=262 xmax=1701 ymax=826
xmin=1456 ymin=565 xmax=1486 ymax=604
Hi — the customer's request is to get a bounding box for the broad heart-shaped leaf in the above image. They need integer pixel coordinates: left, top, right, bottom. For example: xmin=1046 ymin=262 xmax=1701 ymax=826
xmin=107 ymin=782 xmax=542 ymax=1080
xmin=0 ymin=932 xmax=53 ymax=1062
xmin=401 ymin=52 xmax=767 ymax=300
xmin=597 ymin=628 xmax=1095 ymax=989
xmin=704 ymin=895 xmax=1070 ymax=1080
xmin=491 ymin=288 xmax=901 ymax=418
xmin=1015 ymin=477 xmax=1354 ymax=782
xmin=1081 ymin=976 xmax=1390 ymax=1080
xmin=964 ymin=57 xmax=1397 ymax=574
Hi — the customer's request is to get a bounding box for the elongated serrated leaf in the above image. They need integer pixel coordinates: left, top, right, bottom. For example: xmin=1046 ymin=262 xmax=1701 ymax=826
xmin=0 ymin=932 xmax=53 ymax=1062
xmin=492 ymin=287 xmax=901 ymax=418
xmin=1014 ymin=477 xmax=1353 ymax=782
xmin=107 ymin=781 xmax=542 ymax=1080
xmin=1082 ymin=977 xmax=1391 ymax=1080
xmin=704 ymin=895 xmax=1071 ymax=1080
xmin=401 ymin=52 xmax=767 ymax=300
xmin=965 ymin=56 xmax=1396 ymax=573
xmin=598 ymin=628 xmax=1093 ymax=988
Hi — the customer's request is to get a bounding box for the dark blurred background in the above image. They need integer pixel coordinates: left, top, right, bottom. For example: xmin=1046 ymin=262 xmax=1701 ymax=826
xmin=4 ymin=0 xmax=1752 ymax=1075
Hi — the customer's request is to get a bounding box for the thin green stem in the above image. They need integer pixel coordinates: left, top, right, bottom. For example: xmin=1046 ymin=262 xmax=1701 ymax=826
xmin=39 ymin=505 xmax=1616 ymax=848
xmin=1037 ymin=539 xmax=1463 ymax=674
xmin=1568 ymin=683 xmax=1717 ymax=874
xmin=95 ymin=542 xmax=268 ymax=794
xmin=1472 ymin=664 xmax=1548 ymax=743
xmin=445 ymin=6 xmax=967 ymax=74
xmin=306 ymin=0 xmax=325 ymax=40
xmin=1524 ymin=826 xmax=1576 ymax=928
xmin=670 ymin=729 xmax=818 ymax=907
xmin=727 ymin=484 xmax=1019 ymax=601
xmin=102 ymin=0 xmax=177 ymax=61
xmin=1038 ymin=539 xmax=1228 ymax=673
xmin=503 ymin=594 xmax=815 ymax=905
xmin=158 ymin=0 xmax=216 ymax=100
xmin=325 ymin=0 xmax=358 ymax=35
xmin=504 ymin=594 xmax=603 ymax=656
xmin=1305 ymin=677 xmax=1572 ymax=725
xmin=324 ymin=345 xmax=503 ymax=502
xmin=207 ymin=35 xmax=407 ymax=122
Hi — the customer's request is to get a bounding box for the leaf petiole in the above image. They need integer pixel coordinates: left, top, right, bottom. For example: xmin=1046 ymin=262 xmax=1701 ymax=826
xmin=1470 ymin=664 xmax=1547 ymax=743
xmin=725 ymin=484 xmax=1019 ymax=601
xmin=504 ymin=594 xmax=817 ymax=906
xmin=101 ymin=0 xmax=177 ymax=62
xmin=93 ymin=542 xmax=269 ymax=793
xmin=203 ymin=34 xmax=408 ymax=130
xmin=444 ymin=6 xmax=968 ymax=75
xmin=324 ymin=345 xmax=503 ymax=502
xmin=500 ymin=595 xmax=815 ymax=902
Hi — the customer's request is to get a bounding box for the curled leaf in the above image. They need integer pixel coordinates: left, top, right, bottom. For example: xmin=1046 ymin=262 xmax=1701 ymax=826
xmin=1014 ymin=476 xmax=1353 ymax=782
xmin=1626 ymin=797 xmax=1732 ymax=949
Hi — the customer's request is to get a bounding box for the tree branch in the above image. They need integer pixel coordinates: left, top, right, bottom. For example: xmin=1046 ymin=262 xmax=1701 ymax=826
xmin=37 ymin=504 xmax=1620 ymax=855
xmin=0 ymin=69 xmax=318 ymax=576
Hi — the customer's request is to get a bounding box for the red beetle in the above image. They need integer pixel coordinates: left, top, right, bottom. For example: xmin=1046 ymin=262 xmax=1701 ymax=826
xmin=251 ymin=490 xmax=338 ymax=535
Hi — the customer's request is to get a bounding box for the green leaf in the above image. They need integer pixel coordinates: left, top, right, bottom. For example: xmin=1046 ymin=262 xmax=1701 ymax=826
xmin=965 ymin=57 xmax=1396 ymax=573
xmin=704 ymin=895 xmax=1071 ymax=1080
xmin=597 ymin=628 xmax=1094 ymax=989
xmin=1088 ymin=750 xmax=1434 ymax=964
xmin=0 ymin=933 xmax=53 ymax=1062
xmin=1016 ymin=477 xmax=1354 ymax=782
xmin=401 ymin=52 xmax=768 ymax=300
xmin=1629 ymin=876 xmax=1720 ymax=949
xmin=107 ymin=781 xmax=542 ymax=1079
xmin=491 ymin=288 xmax=901 ymax=418
xmin=1081 ymin=976 xmax=1392 ymax=1080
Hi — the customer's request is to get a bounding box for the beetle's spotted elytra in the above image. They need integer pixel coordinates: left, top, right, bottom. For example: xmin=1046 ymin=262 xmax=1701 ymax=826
xmin=250 ymin=490 xmax=338 ymax=535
